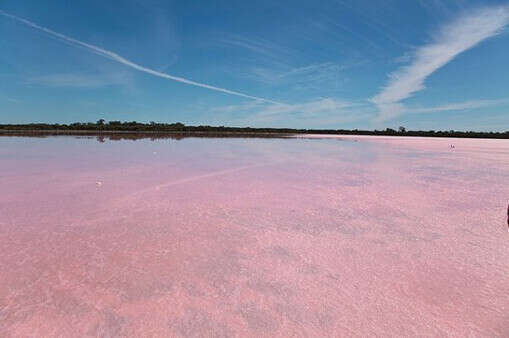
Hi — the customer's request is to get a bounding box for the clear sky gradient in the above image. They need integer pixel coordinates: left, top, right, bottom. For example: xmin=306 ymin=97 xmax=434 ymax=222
xmin=1 ymin=0 xmax=509 ymax=130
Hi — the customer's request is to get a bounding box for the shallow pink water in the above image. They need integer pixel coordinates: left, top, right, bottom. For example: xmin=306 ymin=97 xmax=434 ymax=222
xmin=1 ymin=135 xmax=508 ymax=337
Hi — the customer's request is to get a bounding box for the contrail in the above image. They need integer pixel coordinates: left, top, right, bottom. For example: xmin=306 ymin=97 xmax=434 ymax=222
xmin=0 ymin=10 xmax=281 ymax=104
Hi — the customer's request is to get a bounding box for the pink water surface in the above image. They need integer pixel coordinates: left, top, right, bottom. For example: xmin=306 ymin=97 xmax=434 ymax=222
xmin=1 ymin=135 xmax=508 ymax=337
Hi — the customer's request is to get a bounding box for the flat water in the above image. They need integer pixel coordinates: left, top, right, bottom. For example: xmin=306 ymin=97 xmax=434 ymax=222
xmin=1 ymin=135 xmax=508 ymax=336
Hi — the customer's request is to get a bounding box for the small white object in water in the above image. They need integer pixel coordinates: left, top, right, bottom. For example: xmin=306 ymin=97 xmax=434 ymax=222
xmin=96 ymin=181 xmax=103 ymax=187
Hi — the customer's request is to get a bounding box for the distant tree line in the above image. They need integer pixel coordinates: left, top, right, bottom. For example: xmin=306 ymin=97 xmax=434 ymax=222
xmin=1 ymin=120 xmax=508 ymax=139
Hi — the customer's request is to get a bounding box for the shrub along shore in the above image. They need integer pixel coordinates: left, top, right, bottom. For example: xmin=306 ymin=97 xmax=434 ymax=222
xmin=1 ymin=121 xmax=508 ymax=139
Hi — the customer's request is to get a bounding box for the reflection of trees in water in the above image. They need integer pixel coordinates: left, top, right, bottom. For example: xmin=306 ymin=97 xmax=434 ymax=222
xmin=94 ymin=133 xmax=189 ymax=142
xmin=0 ymin=131 xmax=288 ymax=142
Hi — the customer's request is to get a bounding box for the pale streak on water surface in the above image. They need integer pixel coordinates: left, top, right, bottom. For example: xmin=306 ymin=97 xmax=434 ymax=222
xmin=0 ymin=135 xmax=508 ymax=337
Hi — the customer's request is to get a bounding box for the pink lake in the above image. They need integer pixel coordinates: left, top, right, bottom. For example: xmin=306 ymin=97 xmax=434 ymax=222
xmin=1 ymin=135 xmax=508 ymax=337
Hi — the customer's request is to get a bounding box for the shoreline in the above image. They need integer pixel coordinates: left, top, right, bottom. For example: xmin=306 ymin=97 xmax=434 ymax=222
xmin=1 ymin=129 xmax=509 ymax=140
xmin=0 ymin=129 xmax=292 ymax=139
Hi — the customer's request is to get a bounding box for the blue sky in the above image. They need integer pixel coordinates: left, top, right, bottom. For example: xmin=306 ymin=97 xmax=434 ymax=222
xmin=1 ymin=0 xmax=509 ymax=130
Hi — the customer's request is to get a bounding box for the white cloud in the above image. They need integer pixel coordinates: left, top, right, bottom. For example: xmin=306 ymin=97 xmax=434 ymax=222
xmin=372 ymin=5 xmax=509 ymax=121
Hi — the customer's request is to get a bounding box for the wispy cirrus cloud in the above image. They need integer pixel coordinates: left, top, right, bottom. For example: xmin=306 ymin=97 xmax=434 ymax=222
xmin=247 ymin=60 xmax=366 ymax=89
xmin=210 ymin=97 xmax=508 ymax=127
xmin=250 ymin=63 xmax=340 ymax=84
xmin=5 ymin=97 xmax=20 ymax=103
xmin=408 ymin=98 xmax=509 ymax=114
xmin=211 ymin=33 xmax=364 ymax=91
xmin=335 ymin=1 xmax=410 ymax=49
xmin=25 ymin=73 xmax=130 ymax=88
xmin=372 ymin=5 xmax=509 ymax=121
xmin=216 ymin=34 xmax=297 ymax=66
xmin=0 ymin=10 xmax=279 ymax=104
xmin=210 ymin=98 xmax=371 ymax=127
xmin=418 ymin=0 xmax=468 ymax=19
xmin=212 ymin=98 xmax=354 ymax=116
